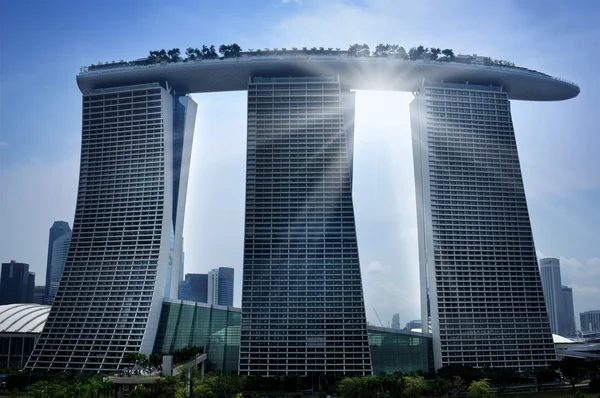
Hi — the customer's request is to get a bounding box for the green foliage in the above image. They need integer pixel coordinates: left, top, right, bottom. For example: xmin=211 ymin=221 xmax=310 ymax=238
xmin=337 ymin=376 xmax=377 ymax=398
xmin=123 ymin=352 xmax=149 ymax=368
xmin=534 ymin=367 xmax=559 ymax=391
xmin=218 ymin=43 xmax=242 ymax=58
xmin=378 ymin=372 xmax=405 ymax=398
xmin=196 ymin=373 xmax=246 ymax=398
xmin=403 ymin=375 xmax=430 ymax=397
xmin=194 ymin=382 xmax=216 ymax=398
xmin=466 ymin=378 xmax=492 ymax=398
xmin=129 ymin=384 xmax=152 ymax=398
xmin=432 ymin=377 xmax=454 ymax=397
xmin=155 ymin=374 xmax=188 ymax=398
xmin=556 ymin=357 xmax=590 ymax=389
xmin=483 ymin=367 xmax=521 ymax=394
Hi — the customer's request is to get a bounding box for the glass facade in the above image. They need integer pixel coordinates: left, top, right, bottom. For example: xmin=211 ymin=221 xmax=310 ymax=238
xmin=153 ymin=301 xmax=433 ymax=376
xmin=153 ymin=299 xmax=240 ymax=374
xmin=240 ymin=76 xmax=371 ymax=376
xmin=411 ymin=82 xmax=555 ymax=370
xmin=368 ymin=327 xmax=433 ymax=376
xmin=0 ymin=335 xmax=37 ymax=368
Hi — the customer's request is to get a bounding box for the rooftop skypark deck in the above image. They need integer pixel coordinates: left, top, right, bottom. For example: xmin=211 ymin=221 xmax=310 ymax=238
xmin=77 ymin=51 xmax=579 ymax=101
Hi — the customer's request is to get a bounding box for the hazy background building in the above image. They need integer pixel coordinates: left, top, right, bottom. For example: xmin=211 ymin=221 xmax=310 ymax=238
xmin=32 ymin=286 xmax=45 ymax=305
xmin=581 ymin=310 xmax=600 ymax=332
xmin=0 ymin=261 xmax=34 ymax=304
xmin=178 ymin=273 xmax=208 ymax=303
xmin=47 ymin=230 xmax=71 ymax=304
xmin=561 ymin=286 xmax=576 ymax=337
xmin=208 ymin=267 xmax=234 ymax=307
xmin=44 ymin=221 xmax=70 ymax=303
xmin=539 ymin=258 xmax=576 ymax=337
xmin=391 ymin=313 xmax=401 ymax=330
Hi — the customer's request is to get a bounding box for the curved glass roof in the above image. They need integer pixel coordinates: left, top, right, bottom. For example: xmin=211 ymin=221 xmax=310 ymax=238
xmin=0 ymin=304 xmax=50 ymax=334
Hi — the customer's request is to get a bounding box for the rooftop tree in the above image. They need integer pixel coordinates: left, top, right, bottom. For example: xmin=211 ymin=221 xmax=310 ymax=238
xmin=348 ymin=43 xmax=370 ymax=57
xmin=167 ymin=48 xmax=181 ymax=62
xmin=441 ymin=48 xmax=455 ymax=61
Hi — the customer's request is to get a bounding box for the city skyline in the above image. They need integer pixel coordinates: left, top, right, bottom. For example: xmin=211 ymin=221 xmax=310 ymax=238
xmin=1 ymin=0 xmax=599 ymax=330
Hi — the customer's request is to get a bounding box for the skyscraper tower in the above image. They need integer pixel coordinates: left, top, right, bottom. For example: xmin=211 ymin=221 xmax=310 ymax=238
xmin=48 ymin=230 xmax=71 ymax=304
xmin=44 ymin=221 xmax=71 ymax=303
xmin=539 ymin=258 xmax=563 ymax=334
xmin=0 ymin=261 xmax=33 ymax=304
xmin=239 ymin=76 xmax=371 ymax=376
xmin=208 ymin=267 xmax=234 ymax=307
xmin=27 ymin=83 xmax=197 ymax=372
xmin=561 ymin=286 xmax=576 ymax=337
xmin=391 ymin=314 xmax=401 ymax=330
xmin=411 ymin=82 xmax=555 ymax=370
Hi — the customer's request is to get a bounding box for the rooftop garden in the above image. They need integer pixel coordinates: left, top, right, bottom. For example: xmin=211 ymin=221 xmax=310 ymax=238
xmin=82 ymin=42 xmax=550 ymax=78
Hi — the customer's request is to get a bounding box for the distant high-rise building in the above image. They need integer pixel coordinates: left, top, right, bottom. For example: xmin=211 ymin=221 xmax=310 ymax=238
xmin=561 ymin=286 xmax=576 ymax=337
xmin=33 ymin=286 xmax=45 ymax=305
xmin=539 ymin=258 xmax=575 ymax=336
xmin=391 ymin=314 xmax=401 ymax=330
xmin=48 ymin=231 xmax=71 ymax=304
xmin=0 ymin=261 xmax=33 ymax=304
xmin=44 ymin=221 xmax=71 ymax=303
xmin=404 ymin=320 xmax=422 ymax=332
xmin=208 ymin=267 xmax=234 ymax=307
xmin=178 ymin=273 xmax=208 ymax=303
xmin=539 ymin=258 xmax=563 ymax=334
xmin=412 ymin=82 xmax=555 ymax=370
xmin=581 ymin=310 xmax=600 ymax=332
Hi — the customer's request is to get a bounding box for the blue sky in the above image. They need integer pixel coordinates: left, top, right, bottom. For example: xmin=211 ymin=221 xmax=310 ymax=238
xmin=1 ymin=0 xmax=599 ymax=328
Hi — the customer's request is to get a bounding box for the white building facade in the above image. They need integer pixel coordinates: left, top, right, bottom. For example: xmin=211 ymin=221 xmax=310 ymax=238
xmin=411 ymin=82 xmax=556 ymax=370
xmin=27 ymin=83 xmax=197 ymax=372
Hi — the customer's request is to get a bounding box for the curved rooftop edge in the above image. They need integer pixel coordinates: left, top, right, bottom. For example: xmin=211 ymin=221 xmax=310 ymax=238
xmin=77 ymin=56 xmax=579 ymax=101
xmin=0 ymin=304 xmax=50 ymax=334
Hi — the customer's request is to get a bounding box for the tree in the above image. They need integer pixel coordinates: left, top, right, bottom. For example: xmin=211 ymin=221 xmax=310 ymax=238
xmin=155 ymin=375 xmax=187 ymax=398
xmin=338 ymin=377 xmax=376 ymax=398
xmin=194 ymin=383 xmax=216 ymax=398
xmin=219 ymin=44 xmax=230 ymax=58
xmin=430 ymin=47 xmax=441 ymax=60
xmin=230 ymin=43 xmax=241 ymax=57
xmin=377 ymin=373 xmax=405 ymax=398
xmin=374 ymin=43 xmax=390 ymax=57
xmin=437 ymin=365 xmax=484 ymax=386
xmin=348 ymin=43 xmax=370 ymax=57
xmin=557 ymin=357 xmax=589 ymax=390
xmin=484 ymin=368 xmax=521 ymax=395
xmin=129 ymin=384 xmax=152 ymax=398
xmin=403 ymin=375 xmax=430 ymax=398
xmin=441 ymin=48 xmax=455 ymax=60
xmin=167 ymin=48 xmax=181 ymax=63
xmin=397 ymin=46 xmax=408 ymax=60
xmin=408 ymin=47 xmax=420 ymax=60
xmin=209 ymin=45 xmax=218 ymax=59
xmin=466 ymin=379 xmax=492 ymax=398
xmin=432 ymin=377 xmax=453 ymax=397
xmin=533 ymin=368 xmax=559 ymax=391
